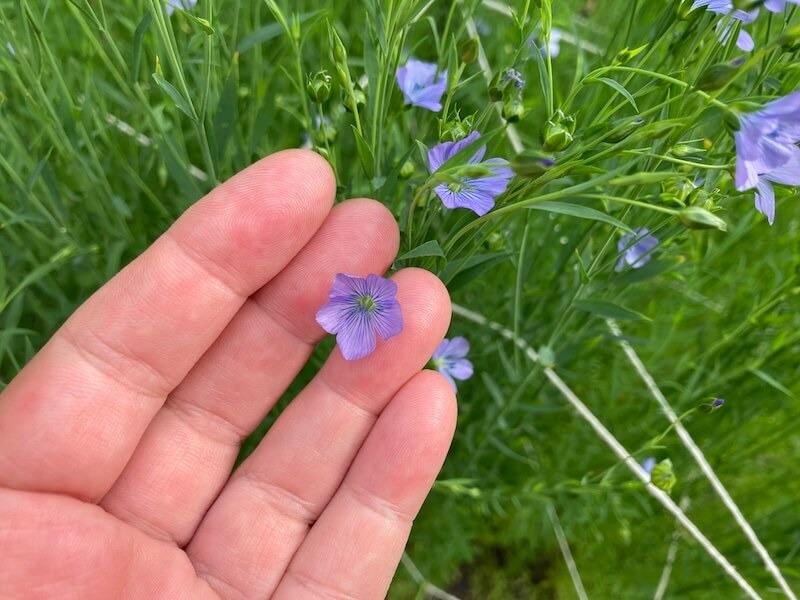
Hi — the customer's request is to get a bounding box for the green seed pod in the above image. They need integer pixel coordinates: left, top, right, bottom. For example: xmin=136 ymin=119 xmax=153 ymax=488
xmin=306 ymin=70 xmax=332 ymax=103
xmin=696 ymin=59 xmax=743 ymax=91
xmin=650 ymin=459 xmax=677 ymax=494
xmin=486 ymin=231 xmax=505 ymax=252
xmin=399 ymin=160 xmax=415 ymax=179
xmin=543 ymin=122 xmax=573 ymax=151
xmin=606 ymin=116 xmax=644 ymax=143
xmin=510 ymin=151 xmax=555 ymax=177
xmin=460 ymin=37 xmax=479 ymax=64
xmin=502 ymin=93 xmax=525 ymax=122
xmin=678 ymin=206 xmax=728 ymax=231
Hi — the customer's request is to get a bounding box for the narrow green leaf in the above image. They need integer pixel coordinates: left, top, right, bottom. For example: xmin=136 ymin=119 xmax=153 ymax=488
xmin=574 ymin=299 xmax=651 ymax=321
xmin=399 ymin=240 xmax=445 ymax=261
xmin=213 ymin=55 xmax=239 ymax=163
xmin=238 ymin=11 xmax=323 ymax=52
xmin=238 ymin=22 xmax=283 ymax=52
xmin=444 ymin=253 xmax=511 ymax=291
xmin=132 ymin=11 xmax=153 ymax=81
xmin=750 ymin=368 xmax=794 ymax=398
xmin=528 ymin=201 xmax=633 ymax=232
xmin=152 ymin=72 xmax=196 ymax=121
xmin=351 ymin=125 xmax=375 ymax=180
xmin=586 ymin=76 xmax=639 ymax=112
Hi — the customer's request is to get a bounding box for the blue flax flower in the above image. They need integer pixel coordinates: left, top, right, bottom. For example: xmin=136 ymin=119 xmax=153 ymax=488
xmin=734 ymin=91 xmax=800 ymax=224
xmin=395 ymin=59 xmax=448 ymax=112
xmin=642 ymin=457 xmax=657 ymax=477
xmin=764 ymin=0 xmax=800 ymax=11
xmin=316 ymin=274 xmax=403 ymax=361
xmin=432 ymin=337 xmax=474 ymax=391
xmin=692 ymin=0 xmax=759 ymax=51
xmin=166 ymin=0 xmax=197 ymax=15
xmin=616 ymin=228 xmax=659 ymax=271
xmin=428 ymin=131 xmax=514 ymax=216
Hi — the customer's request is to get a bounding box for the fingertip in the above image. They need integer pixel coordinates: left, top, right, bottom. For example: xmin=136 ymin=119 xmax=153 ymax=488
xmin=392 ymin=268 xmax=452 ymax=347
xmin=337 ymin=199 xmax=400 ymax=260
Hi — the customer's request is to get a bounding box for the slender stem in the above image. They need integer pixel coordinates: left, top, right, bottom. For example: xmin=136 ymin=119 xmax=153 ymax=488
xmin=547 ymin=503 xmax=589 ymax=600
xmin=654 ymin=496 xmax=691 ymax=600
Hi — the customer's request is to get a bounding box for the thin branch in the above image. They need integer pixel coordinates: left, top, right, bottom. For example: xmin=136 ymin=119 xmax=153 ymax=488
xmin=401 ymin=553 xmax=463 ymax=600
xmin=654 ymin=496 xmax=691 ymax=600
xmin=547 ymin=503 xmax=589 ymax=600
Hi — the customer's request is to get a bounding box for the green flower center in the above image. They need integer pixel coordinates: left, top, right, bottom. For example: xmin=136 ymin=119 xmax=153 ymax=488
xmin=447 ymin=181 xmax=465 ymax=193
xmin=356 ymin=294 xmax=377 ymax=313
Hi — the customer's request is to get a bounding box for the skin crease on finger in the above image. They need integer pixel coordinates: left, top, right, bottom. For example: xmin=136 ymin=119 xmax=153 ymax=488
xmin=99 ymin=198 xmax=401 ymax=546
xmin=0 ymin=149 xmax=336 ymax=502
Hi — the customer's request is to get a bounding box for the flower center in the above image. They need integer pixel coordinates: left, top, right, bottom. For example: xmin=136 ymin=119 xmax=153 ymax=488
xmin=356 ymin=294 xmax=377 ymax=314
xmin=448 ymin=179 xmax=472 ymax=193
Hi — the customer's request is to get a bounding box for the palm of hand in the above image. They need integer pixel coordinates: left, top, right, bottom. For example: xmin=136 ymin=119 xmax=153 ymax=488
xmin=0 ymin=151 xmax=455 ymax=599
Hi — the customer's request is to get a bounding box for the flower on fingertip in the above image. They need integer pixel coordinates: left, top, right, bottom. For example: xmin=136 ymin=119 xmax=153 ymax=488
xmin=316 ymin=274 xmax=403 ymax=361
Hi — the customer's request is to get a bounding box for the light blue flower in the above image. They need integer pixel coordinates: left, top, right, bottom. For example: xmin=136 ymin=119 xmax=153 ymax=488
xmin=432 ymin=337 xmax=474 ymax=391
xmin=428 ymin=131 xmax=514 ymax=216
xmin=395 ymin=59 xmax=448 ymax=112
xmin=316 ymin=274 xmax=403 ymax=361
xmin=734 ymin=91 xmax=800 ymax=224
xmin=764 ymin=0 xmax=800 ymax=12
xmin=642 ymin=457 xmax=657 ymax=477
xmin=616 ymin=228 xmax=659 ymax=271
xmin=692 ymin=0 xmax=759 ymax=51
xmin=166 ymin=0 xmax=197 ymax=15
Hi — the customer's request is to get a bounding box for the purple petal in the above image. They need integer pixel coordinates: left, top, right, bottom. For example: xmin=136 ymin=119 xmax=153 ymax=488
xmin=337 ymin=314 xmax=377 ymax=361
xmin=764 ymin=146 xmax=800 ymax=186
xmin=316 ymin=296 xmax=352 ymax=334
xmin=754 ymin=178 xmax=776 ymax=225
xmin=396 ymin=59 xmax=448 ymax=112
xmin=736 ymin=29 xmax=755 ymax=52
xmin=373 ymin=301 xmax=403 ymax=341
xmin=437 ymin=336 xmax=470 ymax=360
xmin=448 ymin=358 xmax=474 ymax=380
xmin=428 ymin=132 xmax=483 ymax=172
xmin=764 ymin=0 xmax=786 ymax=11
xmin=328 ymin=272 xmax=367 ymax=297
xmin=434 ymin=185 xmax=496 ymax=216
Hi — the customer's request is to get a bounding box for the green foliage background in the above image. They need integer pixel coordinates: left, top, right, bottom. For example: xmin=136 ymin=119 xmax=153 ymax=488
xmin=1 ymin=0 xmax=800 ymax=597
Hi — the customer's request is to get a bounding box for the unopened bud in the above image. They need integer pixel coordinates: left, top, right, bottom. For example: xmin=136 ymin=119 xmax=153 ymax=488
xmin=696 ymin=59 xmax=743 ymax=91
xmin=650 ymin=459 xmax=677 ymax=494
xmin=502 ymin=93 xmax=525 ymax=122
xmin=399 ymin=160 xmax=415 ymax=179
xmin=460 ymin=37 xmax=479 ymax=64
xmin=543 ymin=122 xmax=572 ymax=151
xmin=606 ymin=116 xmax=644 ymax=143
xmin=510 ymin=151 xmax=555 ymax=177
xmin=306 ymin=70 xmax=332 ymax=103
xmin=678 ymin=206 xmax=728 ymax=231
xmin=699 ymin=397 xmax=726 ymax=413
xmin=328 ymin=25 xmax=347 ymax=64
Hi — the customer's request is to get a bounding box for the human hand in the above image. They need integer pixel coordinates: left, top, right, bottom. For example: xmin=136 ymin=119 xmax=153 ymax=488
xmin=0 ymin=150 xmax=455 ymax=599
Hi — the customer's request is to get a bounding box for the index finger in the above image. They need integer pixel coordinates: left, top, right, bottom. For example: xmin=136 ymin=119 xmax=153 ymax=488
xmin=0 ymin=150 xmax=335 ymax=501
